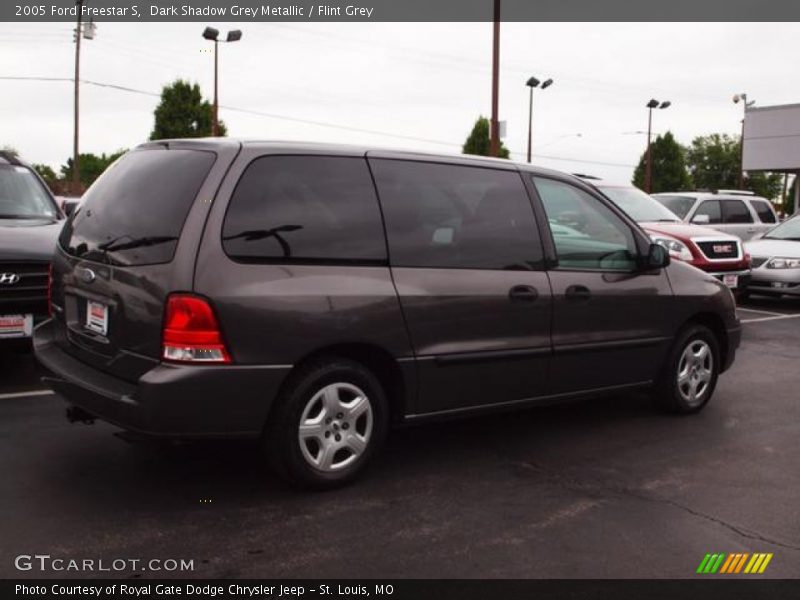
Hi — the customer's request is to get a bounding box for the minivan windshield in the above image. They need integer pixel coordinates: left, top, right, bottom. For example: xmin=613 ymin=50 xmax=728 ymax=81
xmin=763 ymin=215 xmax=800 ymax=241
xmin=597 ymin=185 xmax=681 ymax=223
xmin=652 ymin=194 xmax=696 ymax=219
xmin=0 ymin=164 xmax=58 ymax=219
xmin=59 ymin=148 xmax=215 ymax=266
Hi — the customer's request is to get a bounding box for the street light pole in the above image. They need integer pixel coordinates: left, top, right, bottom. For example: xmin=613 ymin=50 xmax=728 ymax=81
xmin=73 ymin=0 xmax=83 ymax=190
xmin=645 ymin=99 xmax=671 ymax=194
xmin=526 ymin=84 xmax=533 ymax=163
xmin=525 ymin=77 xmax=552 ymax=163
xmin=489 ymin=0 xmax=500 ymax=157
xmin=203 ymin=27 xmax=242 ymax=137
xmin=646 ymin=104 xmax=654 ymax=194
xmin=733 ymin=93 xmax=755 ymax=190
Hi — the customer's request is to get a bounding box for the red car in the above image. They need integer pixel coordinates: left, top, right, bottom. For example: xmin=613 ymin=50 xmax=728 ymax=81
xmin=591 ymin=181 xmax=751 ymax=293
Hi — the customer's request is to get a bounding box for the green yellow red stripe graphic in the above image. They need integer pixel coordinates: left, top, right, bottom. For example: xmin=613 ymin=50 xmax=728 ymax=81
xmin=696 ymin=552 xmax=773 ymax=574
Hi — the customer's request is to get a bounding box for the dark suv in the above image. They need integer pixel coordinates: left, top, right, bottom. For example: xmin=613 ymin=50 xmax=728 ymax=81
xmin=35 ymin=140 xmax=741 ymax=488
xmin=0 ymin=152 xmax=63 ymax=349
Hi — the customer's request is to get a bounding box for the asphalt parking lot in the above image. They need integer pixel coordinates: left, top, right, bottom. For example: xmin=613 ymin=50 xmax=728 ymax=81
xmin=1 ymin=297 xmax=799 ymax=579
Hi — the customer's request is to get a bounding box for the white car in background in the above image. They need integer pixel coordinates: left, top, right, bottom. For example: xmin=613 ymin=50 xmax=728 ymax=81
xmin=744 ymin=214 xmax=800 ymax=298
xmin=652 ymin=190 xmax=778 ymax=241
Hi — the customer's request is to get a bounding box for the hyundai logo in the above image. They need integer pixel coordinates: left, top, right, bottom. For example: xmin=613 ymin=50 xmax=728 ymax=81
xmin=0 ymin=273 xmax=21 ymax=285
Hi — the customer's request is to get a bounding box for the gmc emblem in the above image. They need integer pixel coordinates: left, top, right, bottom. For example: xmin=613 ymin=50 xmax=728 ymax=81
xmin=713 ymin=244 xmax=733 ymax=254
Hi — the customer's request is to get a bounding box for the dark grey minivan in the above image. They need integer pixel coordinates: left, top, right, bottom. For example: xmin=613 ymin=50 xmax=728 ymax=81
xmin=35 ymin=140 xmax=741 ymax=488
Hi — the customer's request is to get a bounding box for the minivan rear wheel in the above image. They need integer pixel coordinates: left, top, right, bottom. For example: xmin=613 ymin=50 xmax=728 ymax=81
xmin=264 ymin=358 xmax=389 ymax=489
xmin=654 ymin=324 xmax=720 ymax=414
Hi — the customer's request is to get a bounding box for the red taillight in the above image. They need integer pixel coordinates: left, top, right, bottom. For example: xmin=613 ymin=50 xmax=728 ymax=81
xmin=162 ymin=294 xmax=231 ymax=364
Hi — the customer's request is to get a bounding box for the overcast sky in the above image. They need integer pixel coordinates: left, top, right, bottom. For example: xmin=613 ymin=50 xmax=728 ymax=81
xmin=1 ymin=21 xmax=799 ymax=182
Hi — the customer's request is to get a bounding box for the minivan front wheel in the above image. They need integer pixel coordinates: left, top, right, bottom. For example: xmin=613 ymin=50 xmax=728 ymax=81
xmin=264 ymin=358 xmax=388 ymax=489
xmin=655 ymin=324 xmax=720 ymax=414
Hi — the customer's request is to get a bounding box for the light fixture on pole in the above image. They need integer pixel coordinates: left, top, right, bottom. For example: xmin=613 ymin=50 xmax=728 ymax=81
xmin=525 ymin=77 xmax=553 ymax=163
xmin=202 ymin=27 xmax=243 ymax=137
xmin=733 ymin=93 xmax=755 ymax=190
xmin=645 ymin=99 xmax=671 ymax=194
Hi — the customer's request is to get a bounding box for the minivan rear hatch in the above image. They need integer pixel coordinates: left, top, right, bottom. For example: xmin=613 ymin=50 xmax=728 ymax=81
xmin=51 ymin=144 xmax=220 ymax=383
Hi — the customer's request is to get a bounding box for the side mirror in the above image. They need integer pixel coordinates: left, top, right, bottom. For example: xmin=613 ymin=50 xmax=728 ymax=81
xmin=691 ymin=214 xmax=711 ymax=225
xmin=642 ymin=243 xmax=670 ymax=270
xmin=751 ymin=231 xmax=765 ymax=240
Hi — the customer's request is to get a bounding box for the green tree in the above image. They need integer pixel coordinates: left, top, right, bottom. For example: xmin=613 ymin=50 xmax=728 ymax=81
xmin=1 ymin=145 xmax=19 ymax=157
xmin=462 ymin=116 xmax=510 ymax=159
xmin=685 ymin=133 xmax=784 ymax=200
xmin=32 ymin=164 xmax=58 ymax=189
xmin=632 ymin=131 xmax=692 ymax=193
xmin=150 ymin=80 xmax=226 ymax=140
xmin=746 ymin=171 xmax=784 ymax=201
xmin=60 ymin=149 xmax=126 ymax=188
xmin=685 ymin=133 xmax=740 ymax=191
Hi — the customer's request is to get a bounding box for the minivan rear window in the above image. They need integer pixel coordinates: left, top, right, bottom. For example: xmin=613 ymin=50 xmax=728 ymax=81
xmin=222 ymin=156 xmax=386 ymax=264
xmin=59 ymin=148 xmax=215 ymax=266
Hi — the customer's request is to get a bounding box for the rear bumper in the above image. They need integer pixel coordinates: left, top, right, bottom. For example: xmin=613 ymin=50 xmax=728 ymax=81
xmin=34 ymin=319 xmax=291 ymax=438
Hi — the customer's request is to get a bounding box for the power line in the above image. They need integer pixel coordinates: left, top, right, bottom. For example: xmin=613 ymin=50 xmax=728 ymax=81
xmin=0 ymin=75 xmax=635 ymax=169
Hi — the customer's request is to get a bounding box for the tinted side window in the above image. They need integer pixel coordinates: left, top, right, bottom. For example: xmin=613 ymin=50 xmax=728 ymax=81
xmin=222 ymin=156 xmax=386 ymax=263
xmin=59 ymin=149 xmax=215 ymax=266
xmin=370 ymin=160 xmax=542 ymax=270
xmin=750 ymin=200 xmax=777 ymax=224
xmin=533 ymin=177 xmax=637 ymax=271
xmin=722 ymin=199 xmax=754 ymax=224
xmin=694 ymin=200 xmax=721 ymax=224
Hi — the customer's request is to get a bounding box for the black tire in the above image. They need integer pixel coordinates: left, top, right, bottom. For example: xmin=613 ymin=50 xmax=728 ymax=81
xmin=263 ymin=357 xmax=389 ymax=490
xmin=653 ymin=324 xmax=720 ymax=414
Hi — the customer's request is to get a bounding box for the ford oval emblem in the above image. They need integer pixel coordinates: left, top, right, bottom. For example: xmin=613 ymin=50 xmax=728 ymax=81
xmin=79 ymin=268 xmax=96 ymax=284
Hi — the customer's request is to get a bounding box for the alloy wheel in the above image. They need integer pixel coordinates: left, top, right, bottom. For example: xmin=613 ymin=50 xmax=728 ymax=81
xmin=297 ymin=382 xmax=373 ymax=472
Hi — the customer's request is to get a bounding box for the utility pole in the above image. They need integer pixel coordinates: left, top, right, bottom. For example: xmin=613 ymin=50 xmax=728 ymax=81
xmin=73 ymin=0 xmax=84 ymax=191
xmin=213 ymin=37 xmax=219 ymax=136
xmin=489 ymin=0 xmax=500 ymax=157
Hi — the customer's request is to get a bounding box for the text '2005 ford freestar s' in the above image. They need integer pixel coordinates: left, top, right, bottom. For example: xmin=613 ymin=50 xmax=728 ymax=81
xmin=35 ymin=140 xmax=741 ymax=488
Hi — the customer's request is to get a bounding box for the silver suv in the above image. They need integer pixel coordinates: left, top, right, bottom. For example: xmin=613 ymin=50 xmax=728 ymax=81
xmin=652 ymin=190 xmax=778 ymax=241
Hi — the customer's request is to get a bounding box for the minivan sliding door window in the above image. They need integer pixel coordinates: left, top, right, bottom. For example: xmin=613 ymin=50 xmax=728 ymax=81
xmin=370 ymin=160 xmax=543 ymax=270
